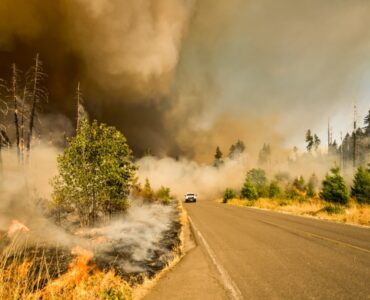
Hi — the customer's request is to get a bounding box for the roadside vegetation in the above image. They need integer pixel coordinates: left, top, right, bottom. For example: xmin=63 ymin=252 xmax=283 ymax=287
xmin=0 ymin=57 xmax=178 ymax=300
xmin=223 ymin=165 xmax=370 ymax=226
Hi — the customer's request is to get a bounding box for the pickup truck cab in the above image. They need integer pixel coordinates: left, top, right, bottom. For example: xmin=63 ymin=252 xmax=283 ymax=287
xmin=184 ymin=193 xmax=197 ymax=203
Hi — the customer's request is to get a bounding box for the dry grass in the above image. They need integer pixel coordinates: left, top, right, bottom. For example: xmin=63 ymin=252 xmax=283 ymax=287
xmin=0 ymin=236 xmax=133 ymax=300
xmin=226 ymin=198 xmax=370 ymax=227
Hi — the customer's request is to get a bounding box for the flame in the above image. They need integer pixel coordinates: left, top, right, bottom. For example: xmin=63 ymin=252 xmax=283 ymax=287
xmin=7 ymin=220 xmax=30 ymax=238
xmin=47 ymin=246 xmax=94 ymax=291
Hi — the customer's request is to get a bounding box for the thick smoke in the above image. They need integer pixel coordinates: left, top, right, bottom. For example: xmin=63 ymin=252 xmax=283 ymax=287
xmin=0 ymin=0 xmax=369 ymax=159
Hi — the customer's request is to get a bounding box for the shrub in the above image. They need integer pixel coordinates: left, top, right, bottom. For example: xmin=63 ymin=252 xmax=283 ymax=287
xmin=142 ymin=178 xmax=155 ymax=201
xmin=320 ymin=167 xmax=349 ymax=204
xmin=241 ymin=179 xmax=258 ymax=200
xmin=269 ymin=181 xmax=282 ymax=198
xmin=246 ymin=168 xmax=269 ymax=197
xmin=351 ymin=166 xmax=370 ymax=204
xmin=156 ymin=186 xmax=172 ymax=205
xmin=321 ymin=205 xmax=344 ymax=215
xmin=223 ymin=188 xmax=236 ymax=203
xmin=285 ymin=184 xmax=300 ymax=199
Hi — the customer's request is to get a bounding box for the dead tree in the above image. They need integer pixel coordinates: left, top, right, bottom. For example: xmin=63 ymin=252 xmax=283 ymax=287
xmin=11 ymin=64 xmax=21 ymax=159
xmin=26 ymin=54 xmax=47 ymax=152
xmin=0 ymin=84 xmax=9 ymax=169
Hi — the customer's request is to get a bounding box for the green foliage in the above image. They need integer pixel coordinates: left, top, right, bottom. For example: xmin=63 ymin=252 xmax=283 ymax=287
xmin=156 ymin=186 xmax=172 ymax=205
xmin=285 ymin=184 xmax=300 ymax=200
xmin=306 ymin=130 xmax=314 ymax=152
xmin=269 ymin=181 xmax=282 ymax=198
xmin=228 ymin=140 xmax=245 ymax=159
xmin=246 ymin=168 xmax=269 ymax=197
xmin=223 ymin=188 xmax=236 ymax=203
xmin=52 ymin=119 xmax=136 ymax=226
xmin=351 ymin=166 xmax=370 ymax=204
xmin=143 ymin=178 xmax=155 ymax=201
xmin=320 ymin=167 xmax=349 ymax=204
xmin=313 ymin=134 xmax=321 ymax=151
xmin=241 ymin=179 xmax=258 ymax=200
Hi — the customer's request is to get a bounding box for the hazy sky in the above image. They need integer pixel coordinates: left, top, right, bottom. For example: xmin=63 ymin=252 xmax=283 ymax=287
xmin=0 ymin=0 xmax=369 ymax=159
xmin=175 ymin=0 xmax=370 ymax=150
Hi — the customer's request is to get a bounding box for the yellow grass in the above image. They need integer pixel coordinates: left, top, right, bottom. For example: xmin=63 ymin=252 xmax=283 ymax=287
xmin=226 ymin=197 xmax=370 ymax=227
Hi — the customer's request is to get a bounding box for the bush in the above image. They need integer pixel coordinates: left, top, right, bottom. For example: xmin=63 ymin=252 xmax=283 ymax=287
xmin=320 ymin=167 xmax=349 ymax=204
xmin=321 ymin=205 xmax=344 ymax=215
xmin=246 ymin=168 xmax=269 ymax=197
xmin=223 ymin=188 xmax=236 ymax=203
xmin=351 ymin=166 xmax=370 ymax=204
xmin=269 ymin=181 xmax=282 ymax=198
xmin=285 ymin=184 xmax=300 ymax=200
xmin=156 ymin=186 xmax=172 ymax=205
xmin=241 ymin=179 xmax=258 ymax=200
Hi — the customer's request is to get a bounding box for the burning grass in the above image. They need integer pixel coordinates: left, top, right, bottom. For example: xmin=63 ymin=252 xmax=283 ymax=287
xmin=0 ymin=202 xmax=183 ymax=300
xmin=225 ymin=198 xmax=370 ymax=226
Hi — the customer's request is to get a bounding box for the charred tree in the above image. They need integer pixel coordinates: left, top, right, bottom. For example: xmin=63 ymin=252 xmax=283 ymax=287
xmin=11 ymin=64 xmax=21 ymax=159
xmin=26 ymin=54 xmax=47 ymax=153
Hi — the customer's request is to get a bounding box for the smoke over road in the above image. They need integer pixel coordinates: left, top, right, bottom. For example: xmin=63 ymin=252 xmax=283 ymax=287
xmin=1 ymin=0 xmax=369 ymax=159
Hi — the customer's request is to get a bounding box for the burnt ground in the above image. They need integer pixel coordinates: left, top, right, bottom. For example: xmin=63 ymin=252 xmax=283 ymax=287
xmin=0 ymin=202 xmax=182 ymax=289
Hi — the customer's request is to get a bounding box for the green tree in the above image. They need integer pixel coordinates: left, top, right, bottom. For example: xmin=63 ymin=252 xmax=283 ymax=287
xmin=52 ymin=119 xmax=136 ymax=226
xmin=223 ymin=188 xmax=236 ymax=203
xmin=313 ymin=134 xmax=321 ymax=151
xmin=305 ymin=130 xmax=314 ymax=152
xmin=351 ymin=166 xmax=370 ymax=204
xmin=320 ymin=167 xmax=349 ymax=204
xmin=246 ymin=168 xmax=269 ymax=197
xmin=269 ymin=181 xmax=282 ymax=198
xmin=213 ymin=146 xmax=224 ymax=167
xmin=143 ymin=178 xmax=155 ymax=201
xmin=240 ymin=179 xmax=258 ymax=200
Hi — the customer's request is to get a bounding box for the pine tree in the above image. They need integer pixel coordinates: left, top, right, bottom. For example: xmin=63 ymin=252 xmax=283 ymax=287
xmin=320 ymin=167 xmax=349 ymax=204
xmin=351 ymin=166 xmax=370 ymax=204
xmin=213 ymin=146 xmax=224 ymax=167
xmin=306 ymin=130 xmax=314 ymax=152
xmin=364 ymin=110 xmax=370 ymax=135
xmin=313 ymin=134 xmax=321 ymax=151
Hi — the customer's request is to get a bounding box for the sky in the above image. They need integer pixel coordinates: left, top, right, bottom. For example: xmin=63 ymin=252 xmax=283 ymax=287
xmin=0 ymin=0 xmax=369 ymax=160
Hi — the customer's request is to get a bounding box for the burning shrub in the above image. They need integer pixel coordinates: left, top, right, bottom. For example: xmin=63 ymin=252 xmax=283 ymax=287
xmin=52 ymin=119 xmax=137 ymax=226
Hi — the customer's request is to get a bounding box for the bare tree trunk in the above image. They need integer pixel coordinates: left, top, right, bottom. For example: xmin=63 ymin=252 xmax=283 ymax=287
xmin=26 ymin=53 xmax=40 ymax=152
xmin=12 ymin=64 xmax=20 ymax=160
xmin=19 ymin=86 xmax=26 ymax=163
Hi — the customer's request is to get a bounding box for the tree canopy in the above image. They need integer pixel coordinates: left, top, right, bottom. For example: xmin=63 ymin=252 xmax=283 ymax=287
xmin=52 ymin=119 xmax=137 ymax=226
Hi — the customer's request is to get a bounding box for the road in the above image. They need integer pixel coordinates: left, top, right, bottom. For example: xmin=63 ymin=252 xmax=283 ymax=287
xmin=146 ymin=200 xmax=370 ymax=300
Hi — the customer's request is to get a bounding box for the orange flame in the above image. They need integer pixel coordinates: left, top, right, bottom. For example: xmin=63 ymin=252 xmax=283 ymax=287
xmin=7 ymin=220 xmax=30 ymax=238
xmin=48 ymin=246 xmax=94 ymax=291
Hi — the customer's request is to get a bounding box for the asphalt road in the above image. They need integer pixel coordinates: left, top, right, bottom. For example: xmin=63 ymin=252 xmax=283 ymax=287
xmin=183 ymin=200 xmax=370 ymax=299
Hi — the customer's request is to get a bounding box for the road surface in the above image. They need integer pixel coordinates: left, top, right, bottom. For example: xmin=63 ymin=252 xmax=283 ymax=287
xmin=146 ymin=200 xmax=370 ymax=299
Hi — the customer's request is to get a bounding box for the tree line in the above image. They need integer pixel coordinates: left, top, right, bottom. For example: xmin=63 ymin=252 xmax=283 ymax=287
xmin=223 ymin=165 xmax=370 ymax=205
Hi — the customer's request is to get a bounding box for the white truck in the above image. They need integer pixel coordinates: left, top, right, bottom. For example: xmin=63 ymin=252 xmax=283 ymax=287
xmin=184 ymin=193 xmax=197 ymax=203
